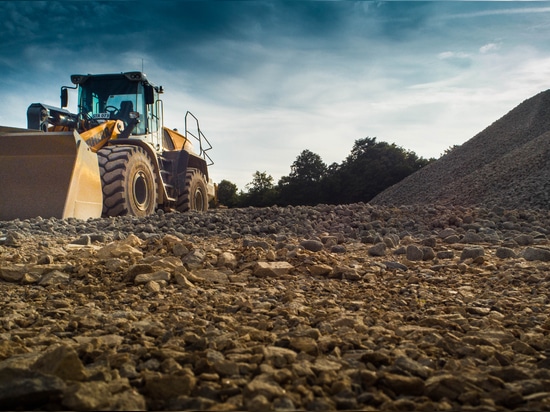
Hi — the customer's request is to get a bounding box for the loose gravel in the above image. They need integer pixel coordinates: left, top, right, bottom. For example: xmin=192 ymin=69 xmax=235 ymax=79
xmin=1 ymin=203 xmax=550 ymax=411
xmin=371 ymin=89 xmax=550 ymax=210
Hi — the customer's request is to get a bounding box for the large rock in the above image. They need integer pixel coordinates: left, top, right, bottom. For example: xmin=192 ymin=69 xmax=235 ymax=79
xmin=0 ymin=367 xmax=66 ymax=409
xmin=254 ymin=261 xmax=294 ymax=277
xmin=522 ymin=247 xmax=550 ymax=261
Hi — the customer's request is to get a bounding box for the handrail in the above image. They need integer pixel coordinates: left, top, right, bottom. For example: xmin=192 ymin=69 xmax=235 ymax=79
xmin=184 ymin=111 xmax=213 ymax=166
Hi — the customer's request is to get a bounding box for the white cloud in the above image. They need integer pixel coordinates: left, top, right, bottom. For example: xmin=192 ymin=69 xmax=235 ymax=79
xmin=438 ymin=51 xmax=470 ymax=60
xmin=479 ymin=42 xmax=500 ymax=54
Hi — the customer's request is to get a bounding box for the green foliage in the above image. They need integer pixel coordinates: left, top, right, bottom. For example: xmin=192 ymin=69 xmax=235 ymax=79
xmin=278 ymin=150 xmax=328 ymax=206
xmin=217 ymin=179 xmax=239 ymax=207
xmin=241 ymin=171 xmax=279 ymax=207
xmin=331 ymin=137 xmax=430 ymax=203
xmin=217 ymin=137 xmax=433 ymax=208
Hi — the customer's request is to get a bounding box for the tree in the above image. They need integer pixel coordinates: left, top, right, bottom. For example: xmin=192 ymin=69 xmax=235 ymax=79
xmin=288 ymin=150 xmax=327 ymax=183
xmin=247 ymin=171 xmax=274 ymax=192
xmin=278 ymin=150 xmax=328 ymax=206
xmin=242 ymin=171 xmax=279 ymax=207
xmin=336 ymin=137 xmax=431 ymax=203
xmin=217 ymin=179 xmax=239 ymax=207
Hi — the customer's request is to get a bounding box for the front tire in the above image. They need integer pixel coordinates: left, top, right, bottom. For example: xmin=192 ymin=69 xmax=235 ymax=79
xmin=98 ymin=146 xmax=158 ymax=217
xmin=177 ymin=169 xmax=208 ymax=212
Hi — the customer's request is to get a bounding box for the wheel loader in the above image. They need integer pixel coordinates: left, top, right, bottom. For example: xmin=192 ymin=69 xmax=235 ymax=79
xmin=0 ymin=71 xmax=215 ymax=221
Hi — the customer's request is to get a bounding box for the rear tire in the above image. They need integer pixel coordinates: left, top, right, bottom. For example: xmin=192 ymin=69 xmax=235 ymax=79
xmin=98 ymin=146 xmax=158 ymax=217
xmin=177 ymin=169 xmax=208 ymax=212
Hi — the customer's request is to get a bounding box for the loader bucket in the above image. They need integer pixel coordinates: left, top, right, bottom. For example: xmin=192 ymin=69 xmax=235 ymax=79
xmin=0 ymin=130 xmax=103 ymax=220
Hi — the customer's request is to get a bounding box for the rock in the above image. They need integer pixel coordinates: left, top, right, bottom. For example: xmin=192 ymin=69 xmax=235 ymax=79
xmin=523 ymin=247 xmax=550 ymax=261
xmin=125 ymin=263 xmax=154 ymax=281
xmin=244 ymin=375 xmax=286 ymax=401
xmin=174 ymin=272 xmax=196 ymax=288
xmin=312 ymin=357 xmax=342 ymax=372
xmin=436 ymin=250 xmax=454 ymax=259
xmin=182 ymin=249 xmax=206 ymax=268
xmin=368 ymin=242 xmax=387 ymax=256
xmin=394 ymin=356 xmax=433 ymax=379
xmin=210 ymin=357 xmax=240 ymax=376
xmin=142 ymin=370 xmax=196 ymax=399
xmin=246 ymin=394 xmax=272 ymax=412
xmin=145 ymin=280 xmax=162 ymax=293
xmin=172 ymin=242 xmax=190 ymax=256
xmin=32 ymin=344 xmax=87 ymax=381
xmin=422 ymin=246 xmax=436 ymax=260
xmin=460 ymin=246 xmax=485 ymax=261
xmin=218 ymin=252 xmax=238 ymax=268
xmin=308 ymin=264 xmax=333 ymax=276
xmin=134 ymin=270 xmax=171 ymax=284
xmin=97 ymin=242 xmax=143 ymax=260
xmin=424 ymin=374 xmax=465 ymax=401
xmin=331 ymin=265 xmax=361 ymax=280
xmin=0 ymin=265 xmax=26 ymax=282
xmin=62 ymin=381 xmax=111 ymax=410
xmin=422 ymin=237 xmax=437 ymax=247
xmin=406 ymin=245 xmax=424 ymax=261
xmin=300 ymin=239 xmax=324 ymax=252
xmin=443 ymin=235 xmax=461 ymax=244
xmin=439 ymin=228 xmax=457 ymax=239
xmin=289 ymin=337 xmax=318 ymax=355
xmin=263 ymin=346 xmax=298 ymax=368
xmin=254 ymin=261 xmax=294 ymax=277
xmin=107 ymin=386 xmax=147 ymax=411
xmin=37 ymin=254 xmax=54 ymax=264
xmin=380 ymin=372 xmax=425 ymax=395
xmin=38 ymin=270 xmax=70 ymax=286
xmin=496 ymin=247 xmax=517 ymax=259
xmin=463 ymin=231 xmax=483 ymax=244
xmin=70 ymin=235 xmax=92 ymax=246
xmin=514 ymin=234 xmax=534 ymax=246
xmin=383 ymin=261 xmax=408 ymax=271
xmin=330 ymin=245 xmax=347 ymax=253
xmin=192 ymin=269 xmax=229 ymax=283
xmin=0 ymin=367 xmax=66 ymax=409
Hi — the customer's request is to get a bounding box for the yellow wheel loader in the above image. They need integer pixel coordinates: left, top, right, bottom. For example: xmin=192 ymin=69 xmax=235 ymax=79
xmin=0 ymin=72 xmax=214 ymax=220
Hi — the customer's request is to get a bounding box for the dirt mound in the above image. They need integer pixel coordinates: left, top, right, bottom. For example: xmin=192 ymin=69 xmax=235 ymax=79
xmin=371 ymin=89 xmax=550 ymax=209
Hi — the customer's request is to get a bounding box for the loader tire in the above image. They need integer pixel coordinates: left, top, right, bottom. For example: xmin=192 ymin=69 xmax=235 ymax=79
xmin=177 ymin=168 xmax=208 ymax=212
xmin=98 ymin=146 xmax=158 ymax=217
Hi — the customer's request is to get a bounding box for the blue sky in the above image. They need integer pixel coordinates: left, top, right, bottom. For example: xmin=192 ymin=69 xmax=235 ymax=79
xmin=2 ymin=1 xmax=550 ymax=190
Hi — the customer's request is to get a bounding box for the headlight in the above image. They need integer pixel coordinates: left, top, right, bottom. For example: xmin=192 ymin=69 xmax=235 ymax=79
xmin=71 ymin=74 xmax=89 ymax=84
xmin=124 ymin=72 xmax=145 ymax=81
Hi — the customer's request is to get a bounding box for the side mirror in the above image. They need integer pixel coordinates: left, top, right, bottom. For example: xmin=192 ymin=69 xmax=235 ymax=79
xmin=145 ymin=85 xmax=155 ymax=105
xmin=60 ymin=88 xmax=68 ymax=108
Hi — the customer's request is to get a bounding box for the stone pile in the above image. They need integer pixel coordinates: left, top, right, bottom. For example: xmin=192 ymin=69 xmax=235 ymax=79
xmin=371 ymin=89 xmax=550 ymax=210
xmin=0 ymin=203 xmax=549 ymax=410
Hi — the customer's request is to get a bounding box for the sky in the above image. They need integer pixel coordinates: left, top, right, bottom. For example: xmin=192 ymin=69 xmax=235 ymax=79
xmin=1 ymin=1 xmax=550 ymax=190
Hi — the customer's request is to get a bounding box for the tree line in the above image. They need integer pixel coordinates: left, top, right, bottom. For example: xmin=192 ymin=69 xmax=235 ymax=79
xmin=216 ymin=137 xmax=434 ymax=208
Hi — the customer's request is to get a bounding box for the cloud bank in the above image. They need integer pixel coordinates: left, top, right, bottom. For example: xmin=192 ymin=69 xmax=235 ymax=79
xmin=1 ymin=1 xmax=550 ymax=189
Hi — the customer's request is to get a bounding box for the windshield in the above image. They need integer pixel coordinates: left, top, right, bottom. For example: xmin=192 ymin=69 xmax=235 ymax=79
xmin=78 ymin=76 xmax=146 ymax=135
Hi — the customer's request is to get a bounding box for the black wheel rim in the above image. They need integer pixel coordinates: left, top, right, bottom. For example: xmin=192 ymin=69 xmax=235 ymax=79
xmin=194 ymin=188 xmax=205 ymax=211
xmin=133 ymin=171 xmax=149 ymax=211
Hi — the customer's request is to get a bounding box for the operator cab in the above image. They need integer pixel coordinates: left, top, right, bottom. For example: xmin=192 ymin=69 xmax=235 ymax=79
xmin=64 ymin=72 xmax=164 ymax=145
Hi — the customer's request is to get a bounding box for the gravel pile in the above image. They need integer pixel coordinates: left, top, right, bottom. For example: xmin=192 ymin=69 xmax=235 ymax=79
xmin=371 ymin=89 xmax=550 ymax=209
xmin=1 ymin=204 xmax=550 ymax=411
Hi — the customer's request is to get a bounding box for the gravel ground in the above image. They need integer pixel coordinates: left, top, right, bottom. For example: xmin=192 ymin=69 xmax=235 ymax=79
xmin=1 ymin=204 xmax=550 ymax=411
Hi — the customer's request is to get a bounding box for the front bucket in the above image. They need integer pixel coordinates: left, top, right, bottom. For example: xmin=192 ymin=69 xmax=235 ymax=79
xmin=0 ymin=130 xmax=103 ymax=220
